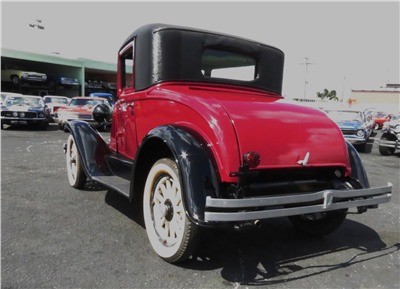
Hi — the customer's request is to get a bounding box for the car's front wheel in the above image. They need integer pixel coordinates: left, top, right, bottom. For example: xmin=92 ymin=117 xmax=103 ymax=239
xmin=66 ymin=135 xmax=87 ymax=189
xmin=143 ymin=158 xmax=198 ymax=263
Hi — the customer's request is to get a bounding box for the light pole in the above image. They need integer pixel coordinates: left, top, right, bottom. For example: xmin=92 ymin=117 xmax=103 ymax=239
xmin=300 ymin=57 xmax=314 ymax=99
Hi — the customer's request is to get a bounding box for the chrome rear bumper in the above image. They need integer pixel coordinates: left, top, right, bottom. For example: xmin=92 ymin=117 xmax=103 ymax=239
xmin=204 ymin=183 xmax=392 ymax=222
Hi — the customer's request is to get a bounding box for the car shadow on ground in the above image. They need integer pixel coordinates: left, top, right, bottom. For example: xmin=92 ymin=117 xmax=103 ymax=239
xmin=185 ymin=220 xmax=399 ymax=286
xmin=104 ymin=189 xmax=145 ymax=228
xmin=103 ymin=188 xmax=399 ymax=285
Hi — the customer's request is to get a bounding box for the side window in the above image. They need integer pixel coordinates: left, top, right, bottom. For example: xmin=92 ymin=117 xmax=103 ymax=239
xmin=120 ymin=41 xmax=134 ymax=90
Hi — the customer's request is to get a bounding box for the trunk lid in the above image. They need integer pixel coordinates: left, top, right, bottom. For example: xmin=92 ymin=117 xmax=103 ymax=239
xmin=213 ymin=92 xmax=349 ymax=170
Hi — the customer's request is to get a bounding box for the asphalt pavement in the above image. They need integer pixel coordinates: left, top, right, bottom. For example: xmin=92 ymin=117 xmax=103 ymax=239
xmin=1 ymin=124 xmax=399 ymax=289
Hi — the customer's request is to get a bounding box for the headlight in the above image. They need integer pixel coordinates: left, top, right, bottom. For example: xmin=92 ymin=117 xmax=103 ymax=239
xmin=12 ymin=112 xmax=18 ymax=117
xmin=20 ymin=112 xmax=25 ymax=117
xmin=21 ymin=73 xmax=28 ymax=79
xmin=356 ymin=129 xmax=365 ymax=138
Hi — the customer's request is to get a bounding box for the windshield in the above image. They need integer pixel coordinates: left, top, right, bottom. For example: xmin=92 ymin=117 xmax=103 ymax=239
xmin=391 ymin=115 xmax=400 ymax=121
xmin=69 ymin=98 xmax=107 ymax=107
xmin=45 ymin=97 xmax=68 ymax=105
xmin=375 ymin=112 xmax=387 ymax=118
xmin=4 ymin=96 xmax=43 ymax=107
xmin=325 ymin=110 xmax=362 ymax=122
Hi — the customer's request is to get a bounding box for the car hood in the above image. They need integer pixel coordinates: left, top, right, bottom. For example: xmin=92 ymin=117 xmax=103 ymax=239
xmin=213 ymin=93 xmax=349 ymax=170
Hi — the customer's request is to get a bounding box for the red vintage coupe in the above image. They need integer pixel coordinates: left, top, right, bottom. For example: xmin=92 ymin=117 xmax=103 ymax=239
xmin=63 ymin=24 xmax=392 ymax=263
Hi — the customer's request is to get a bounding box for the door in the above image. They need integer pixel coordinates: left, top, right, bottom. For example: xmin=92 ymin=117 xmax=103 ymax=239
xmin=114 ymin=41 xmax=138 ymax=159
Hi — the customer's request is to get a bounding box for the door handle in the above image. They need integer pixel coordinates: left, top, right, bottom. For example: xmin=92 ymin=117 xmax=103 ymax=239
xmin=127 ymin=104 xmax=134 ymax=115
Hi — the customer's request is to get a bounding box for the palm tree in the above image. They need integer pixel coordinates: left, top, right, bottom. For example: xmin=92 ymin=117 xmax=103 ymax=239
xmin=317 ymin=89 xmax=339 ymax=101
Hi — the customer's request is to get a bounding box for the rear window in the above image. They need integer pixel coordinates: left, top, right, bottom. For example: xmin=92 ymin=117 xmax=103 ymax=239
xmin=201 ymin=48 xmax=256 ymax=81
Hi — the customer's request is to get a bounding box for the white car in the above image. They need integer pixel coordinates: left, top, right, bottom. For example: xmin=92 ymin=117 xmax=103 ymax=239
xmin=43 ymin=95 xmax=69 ymax=121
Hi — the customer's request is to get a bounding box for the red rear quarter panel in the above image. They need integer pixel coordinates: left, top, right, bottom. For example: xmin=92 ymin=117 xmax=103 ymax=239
xmin=115 ymin=82 xmax=351 ymax=182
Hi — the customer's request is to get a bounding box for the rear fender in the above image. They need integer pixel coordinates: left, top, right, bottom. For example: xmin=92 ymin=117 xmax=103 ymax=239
xmin=133 ymin=125 xmax=220 ymax=225
xmin=347 ymin=141 xmax=370 ymax=188
xmin=65 ymin=120 xmax=112 ymax=178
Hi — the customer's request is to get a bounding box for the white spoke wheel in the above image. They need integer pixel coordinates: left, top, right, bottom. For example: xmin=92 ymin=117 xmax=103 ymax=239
xmin=66 ymin=135 xmax=87 ymax=189
xmin=143 ymin=158 xmax=198 ymax=263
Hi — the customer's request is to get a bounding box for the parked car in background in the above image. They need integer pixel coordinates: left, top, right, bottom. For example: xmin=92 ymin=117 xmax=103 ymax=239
xmin=382 ymin=114 xmax=400 ymax=131
xmin=1 ymin=92 xmax=23 ymax=106
xmin=1 ymin=94 xmax=49 ymax=129
xmin=88 ymin=92 xmax=115 ymax=106
xmin=85 ymin=80 xmax=103 ymax=90
xmin=379 ymin=114 xmax=400 ymax=155
xmin=43 ymin=95 xmax=69 ymax=121
xmin=47 ymin=75 xmax=80 ymax=89
xmin=103 ymin=82 xmax=117 ymax=90
xmin=1 ymin=69 xmax=47 ymax=86
xmin=55 ymin=96 xmax=111 ymax=130
xmin=324 ymin=109 xmax=373 ymax=151
xmin=373 ymin=112 xmax=391 ymax=130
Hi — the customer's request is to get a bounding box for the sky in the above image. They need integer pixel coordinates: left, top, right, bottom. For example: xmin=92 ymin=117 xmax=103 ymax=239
xmin=1 ymin=1 xmax=399 ymax=100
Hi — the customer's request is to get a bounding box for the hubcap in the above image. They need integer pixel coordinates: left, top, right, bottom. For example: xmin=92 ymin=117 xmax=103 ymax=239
xmin=152 ymin=175 xmax=184 ymax=247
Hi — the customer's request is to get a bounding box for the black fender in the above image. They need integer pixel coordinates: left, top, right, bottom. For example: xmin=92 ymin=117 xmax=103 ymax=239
xmin=132 ymin=125 xmax=220 ymax=225
xmin=347 ymin=141 xmax=370 ymax=188
xmin=65 ymin=120 xmax=112 ymax=178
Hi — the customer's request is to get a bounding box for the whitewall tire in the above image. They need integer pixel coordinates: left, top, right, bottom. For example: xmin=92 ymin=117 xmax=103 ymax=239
xmin=143 ymin=158 xmax=198 ymax=263
xmin=66 ymin=135 xmax=87 ymax=189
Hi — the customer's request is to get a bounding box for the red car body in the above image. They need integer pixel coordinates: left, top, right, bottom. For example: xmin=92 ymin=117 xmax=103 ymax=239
xmin=373 ymin=112 xmax=391 ymax=129
xmin=110 ymin=82 xmax=350 ymax=183
xmin=64 ymin=24 xmax=391 ymax=263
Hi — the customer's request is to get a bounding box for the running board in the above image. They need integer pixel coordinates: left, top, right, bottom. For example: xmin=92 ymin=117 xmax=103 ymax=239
xmin=92 ymin=175 xmax=130 ymax=198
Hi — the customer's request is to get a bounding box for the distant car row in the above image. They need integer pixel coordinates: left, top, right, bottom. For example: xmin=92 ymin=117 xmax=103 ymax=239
xmin=1 ymin=68 xmax=116 ymax=91
xmin=1 ymin=92 xmax=113 ymax=131
xmin=1 ymin=91 xmax=398 ymax=156
xmin=323 ymin=107 xmax=399 ymax=155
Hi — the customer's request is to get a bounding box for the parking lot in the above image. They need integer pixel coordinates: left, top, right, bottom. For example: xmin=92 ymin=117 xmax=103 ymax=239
xmin=1 ymin=124 xmax=399 ymax=289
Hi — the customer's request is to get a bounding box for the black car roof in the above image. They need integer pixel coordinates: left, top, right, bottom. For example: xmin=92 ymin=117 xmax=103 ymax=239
xmin=120 ymin=23 xmax=285 ymax=94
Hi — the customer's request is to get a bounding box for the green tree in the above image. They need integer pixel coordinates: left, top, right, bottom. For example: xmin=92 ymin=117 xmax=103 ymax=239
xmin=316 ymin=89 xmax=339 ymax=101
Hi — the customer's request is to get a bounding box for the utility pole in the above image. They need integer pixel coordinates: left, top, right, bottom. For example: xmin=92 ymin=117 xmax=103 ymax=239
xmin=341 ymin=76 xmax=347 ymax=102
xmin=300 ymin=57 xmax=314 ymax=99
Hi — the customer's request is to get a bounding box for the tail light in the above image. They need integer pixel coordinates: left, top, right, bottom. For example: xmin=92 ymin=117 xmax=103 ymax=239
xmin=243 ymin=151 xmax=260 ymax=168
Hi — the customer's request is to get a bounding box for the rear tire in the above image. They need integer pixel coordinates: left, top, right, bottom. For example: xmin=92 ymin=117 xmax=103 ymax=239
xmin=66 ymin=135 xmax=87 ymax=189
xmin=289 ymin=182 xmax=353 ymax=236
xmin=288 ymin=209 xmax=348 ymax=236
xmin=143 ymin=158 xmax=198 ymax=263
